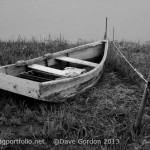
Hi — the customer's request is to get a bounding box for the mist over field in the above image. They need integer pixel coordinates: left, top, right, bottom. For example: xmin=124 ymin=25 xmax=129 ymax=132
xmin=0 ymin=0 xmax=150 ymax=42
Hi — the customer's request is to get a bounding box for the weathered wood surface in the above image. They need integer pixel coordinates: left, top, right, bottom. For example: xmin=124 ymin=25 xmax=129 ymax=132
xmin=0 ymin=41 xmax=104 ymax=76
xmin=39 ymin=41 xmax=108 ymax=102
xmin=0 ymin=64 xmax=26 ymax=76
xmin=55 ymin=56 xmax=98 ymax=68
xmin=39 ymin=66 xmax=103 ymax=102
xmin=0 ymin=73 xmax=40 ymax=99
xmin=0 ymin=40 xmax=108 ymax=102
xmin=28 ymin=64 xmax=67 ymax=77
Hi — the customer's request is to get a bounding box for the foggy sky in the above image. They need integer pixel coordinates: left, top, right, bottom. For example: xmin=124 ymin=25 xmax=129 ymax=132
xmin=0 ymin=0 xmax=150 ymax=42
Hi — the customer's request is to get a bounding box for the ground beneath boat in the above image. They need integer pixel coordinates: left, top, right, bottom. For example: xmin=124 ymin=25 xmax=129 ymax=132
xmin=0 ymin=70 xmax=150 ymax=150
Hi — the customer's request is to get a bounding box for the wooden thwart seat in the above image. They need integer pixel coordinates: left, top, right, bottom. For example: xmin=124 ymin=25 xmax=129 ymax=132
xmin=28 ymin=64 xmax=67 ymax=77
xmin=55 ymin=56 xmax=98 ymax=68
xmin=28 ymin=56 xmax=98 ymax=79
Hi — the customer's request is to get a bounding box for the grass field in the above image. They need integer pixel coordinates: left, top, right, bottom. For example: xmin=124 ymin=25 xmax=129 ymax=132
xmin=0 ymin=37 xmax=150 ymax=150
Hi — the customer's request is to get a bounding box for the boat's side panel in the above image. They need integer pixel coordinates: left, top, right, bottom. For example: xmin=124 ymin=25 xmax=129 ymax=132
xmin=39 ymin=64 xmax=103 ymax=102
xmin=68 ymin=45 xmax=103 ymax=61
xmin=0 ymin=73 xmax=40 ymax=99
xmin=46 ymin=45 xmax=103 ymax=66
xmin=39 ymin=42 xmax=108 ymax=102
xmin=0 ymin=64 xmax=26 ymax=76
xmin=0 ymin=57 xmax=47 ymax=76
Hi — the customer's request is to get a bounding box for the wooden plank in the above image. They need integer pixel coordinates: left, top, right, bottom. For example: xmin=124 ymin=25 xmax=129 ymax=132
xmin=0 ymin=73 xmax=40 ymax=99
xmin=55 ymin=56 xmax=98 ymax=68
xmin=18 ymin=73 xmax=51 ymax=82
xmin=28 ymin=64 xmax=67 ymax=77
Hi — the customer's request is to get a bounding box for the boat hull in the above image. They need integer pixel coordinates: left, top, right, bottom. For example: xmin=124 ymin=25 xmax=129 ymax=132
xmin=0 ymin=40 xmax=108 ymax=102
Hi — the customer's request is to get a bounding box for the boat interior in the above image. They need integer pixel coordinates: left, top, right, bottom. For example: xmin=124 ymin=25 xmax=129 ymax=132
xmin=17 ymin=57 xmax=99 ymax=82
xmin=0 ymin=41 xmax=105 ymax=83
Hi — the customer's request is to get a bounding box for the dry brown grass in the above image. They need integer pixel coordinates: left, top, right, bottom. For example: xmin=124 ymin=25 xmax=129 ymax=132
xmin=0 ymin=38 xmax=150 ymax=150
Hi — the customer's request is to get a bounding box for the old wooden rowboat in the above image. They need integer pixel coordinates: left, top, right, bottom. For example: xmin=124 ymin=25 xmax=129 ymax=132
xmin=0 ymin=40 xmax=108 ymax=102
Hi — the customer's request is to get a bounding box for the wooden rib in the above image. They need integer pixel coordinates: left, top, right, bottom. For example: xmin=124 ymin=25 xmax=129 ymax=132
xmin=28 ymin=64 xmax=67 ymax=77
xmin=55 ymin=56 xmax=98 ymax=68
